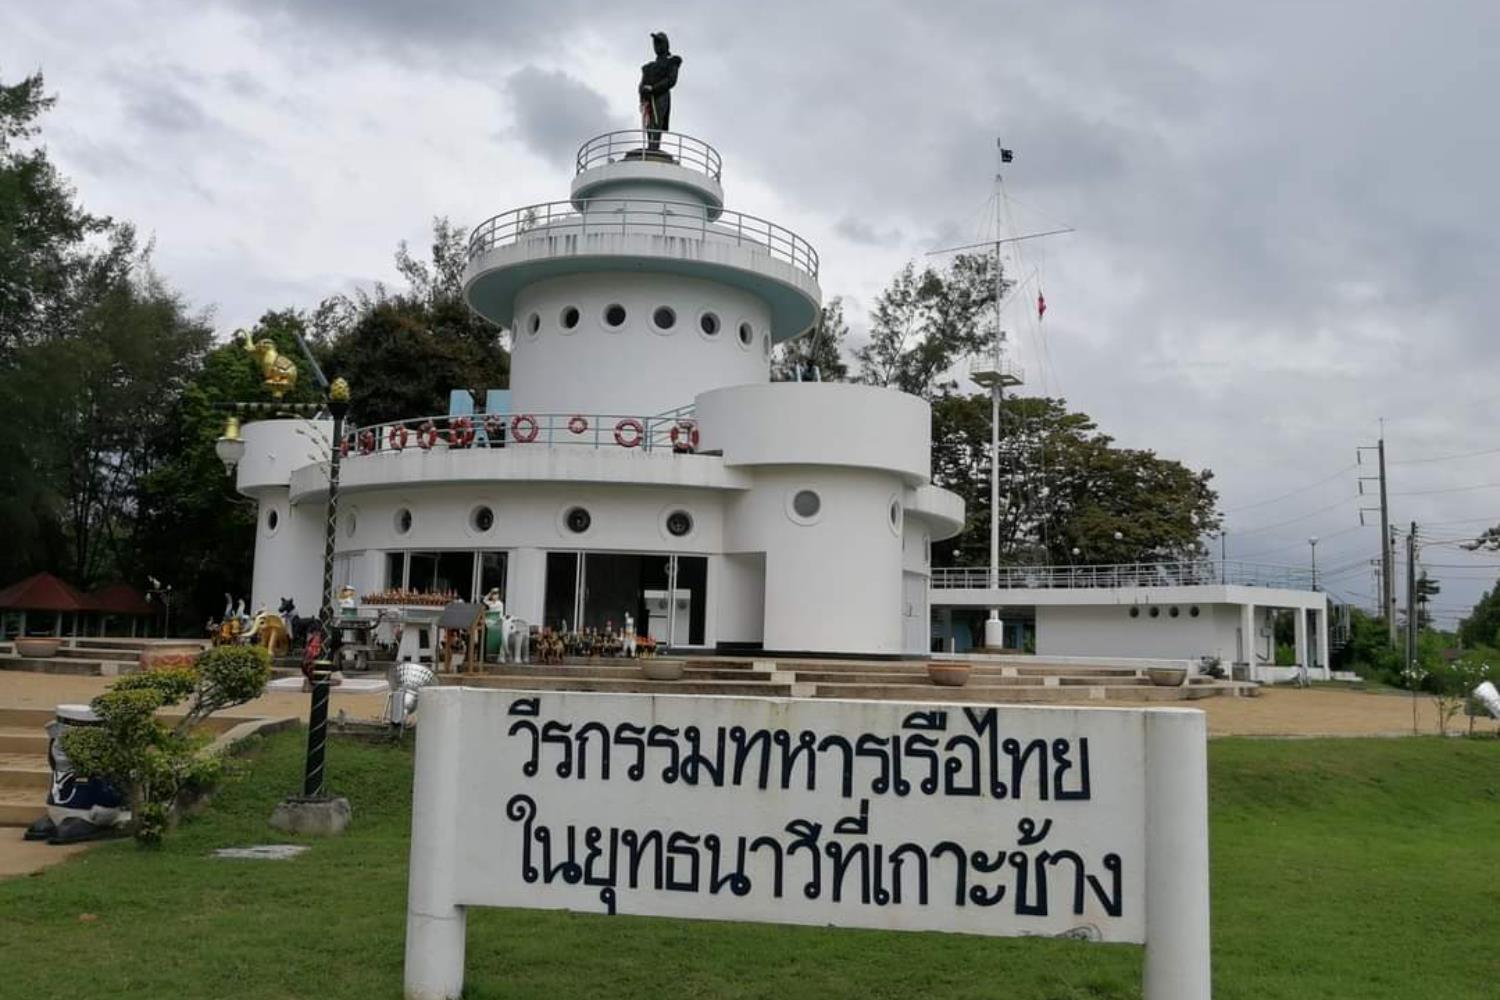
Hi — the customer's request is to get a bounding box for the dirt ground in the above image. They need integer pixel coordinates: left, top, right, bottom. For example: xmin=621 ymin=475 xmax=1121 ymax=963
xmin=5 ymin=670 xmax=1496 ymax=739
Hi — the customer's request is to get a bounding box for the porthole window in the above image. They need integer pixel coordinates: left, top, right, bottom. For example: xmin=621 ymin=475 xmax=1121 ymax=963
xmin=1169 ymin=606 xmax=1181 ymax=618
xmin=652 ymin=306 xmax=677 ymax=331
xmin=471 ymin=505 xmax=494 ymax=533
xmin=345 ymin=510 xmax=357 ymax=538
xmin=527 ymin=312 xmax=541 ymax=336
xmin=1189 ymin=606 xmax=1201 ymax=618
xmin=1148 ymin=606 xmax=1161 ymax=619
xmin=1129 ymin=606 xmax=1141 ymax=618
xmin=665 ymin=510 xmax=693 ymax=537
xmin=560 ymin=306 xmax=580 ymax=330
xmin=888 ymin=499 xmax=903 ymax=535
xmin=700 ymin=311 xmax=721 ymax=337
xmin=564 ymin=506 xmax=592 ymax=534
xmin=265 ymin=508 xmax=279 ymax=533
xmin=738 ymin=321 xmax=754 ymax=348
xmin=395 ymin=508 xmax=413 ymax=535
xmin=923 ymin=535 xmax=932 ymax=563
xmin=793 ymin=490 xmax=821 ymax=518
xmin=604 ymin=303 xmax=627 ymax=328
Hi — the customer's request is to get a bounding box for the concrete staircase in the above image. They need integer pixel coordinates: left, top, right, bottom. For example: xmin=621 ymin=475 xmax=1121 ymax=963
xmin=0 ymin=637 xmax=207 ymax=677
xmin=440 ymin=656 xmax=1249 ymax=703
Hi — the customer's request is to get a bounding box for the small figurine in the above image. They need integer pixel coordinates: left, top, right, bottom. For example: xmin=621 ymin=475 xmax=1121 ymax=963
xmin=622 ymin=613 xmax=638 ymax=658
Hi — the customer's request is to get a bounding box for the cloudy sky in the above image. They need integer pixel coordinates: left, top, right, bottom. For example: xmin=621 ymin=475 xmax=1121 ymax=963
xmin=6 ymin=0 xmax=1500 ymax=618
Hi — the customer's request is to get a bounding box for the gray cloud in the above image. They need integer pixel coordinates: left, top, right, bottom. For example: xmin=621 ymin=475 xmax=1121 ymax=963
xmin=11 ymin=0 xmax=1500 ymax=612
xmin=502 ymin=66 xmax=613 ymax=166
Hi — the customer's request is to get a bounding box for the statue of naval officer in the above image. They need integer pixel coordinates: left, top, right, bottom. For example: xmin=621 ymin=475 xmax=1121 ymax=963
xmin=639 ymin=31 xmax=681 ymax=152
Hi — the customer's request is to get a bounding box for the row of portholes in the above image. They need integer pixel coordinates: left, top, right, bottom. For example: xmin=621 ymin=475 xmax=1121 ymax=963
xmin=1128 ymin=605 xmax=1201 ymax=619
xmin=388 ymin=504 xmax=696 ymax=539
xmin=289 ymin=492 xmax=902 ymax=539
xmin=525 ymin=304 xmax=770 ymax=354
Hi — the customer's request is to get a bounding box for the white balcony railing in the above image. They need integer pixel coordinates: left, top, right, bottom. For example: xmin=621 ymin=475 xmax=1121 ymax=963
xmin=931 ymin=561 xmax=1316 ymax=592
xmin=338 ymin=408 xmax=701 ymax=457
xmin=467 ymin=197 xmax=819 ymax=280
xmin=575 ymin=130 xmax=723 ymax=181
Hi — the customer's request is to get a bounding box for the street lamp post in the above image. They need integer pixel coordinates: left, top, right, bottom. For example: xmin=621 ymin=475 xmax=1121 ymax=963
xmin=1308 ymin=535 xmax=1320 ymax=591
xmin=214 ymin=377 xmax=354 ymax=829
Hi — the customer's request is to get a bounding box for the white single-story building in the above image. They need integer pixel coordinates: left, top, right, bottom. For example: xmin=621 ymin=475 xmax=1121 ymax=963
xmin=930 ymin=562 xmax=1332 ymax=682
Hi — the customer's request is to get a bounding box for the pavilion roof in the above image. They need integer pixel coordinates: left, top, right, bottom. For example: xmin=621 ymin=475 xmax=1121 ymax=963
xmin=0 ymin=572 xmax=89 ymax=612
xmin=87 ymin=583 xmax=154 ymax=616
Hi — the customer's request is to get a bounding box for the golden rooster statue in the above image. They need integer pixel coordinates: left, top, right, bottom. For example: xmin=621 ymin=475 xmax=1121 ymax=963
xmin=237 ymin=328 xmax=299 ymax=399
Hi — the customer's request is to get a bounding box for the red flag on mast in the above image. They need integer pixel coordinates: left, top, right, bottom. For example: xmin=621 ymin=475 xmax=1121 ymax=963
xmin=1037 ymin=290 xmax=1047 ymax=320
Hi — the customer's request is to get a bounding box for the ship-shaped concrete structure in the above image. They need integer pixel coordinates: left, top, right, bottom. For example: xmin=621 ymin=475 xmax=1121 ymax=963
xmin=236 ymin=128 xmax=965 ymax=656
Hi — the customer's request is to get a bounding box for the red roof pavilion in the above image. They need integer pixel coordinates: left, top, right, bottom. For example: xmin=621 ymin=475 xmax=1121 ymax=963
xmin=0 ymin=572 xmax=89 ymax=612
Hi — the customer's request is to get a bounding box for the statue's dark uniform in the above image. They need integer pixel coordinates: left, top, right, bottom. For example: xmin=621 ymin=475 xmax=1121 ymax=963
xmin=639 ymin=31 xmax=681 ymax=149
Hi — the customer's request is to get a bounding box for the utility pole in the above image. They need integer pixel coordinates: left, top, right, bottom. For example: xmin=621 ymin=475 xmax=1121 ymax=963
xmin=1357 ymin=433 xmax=1395 ymax=646
xmin=1405 ymin=522 xmax=1418 ymax=674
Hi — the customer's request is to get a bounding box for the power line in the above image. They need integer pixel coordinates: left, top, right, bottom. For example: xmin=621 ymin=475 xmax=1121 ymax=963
xmin=1390 ymin=445 xmax=1500 ymax=466
xmin=1230 ymin=495 xmax=1359 ymax=535
xmin=1391 ymin=481 xmax=1500 ymax=498
xmin=1221 ymin=463 xmax=1358 ymax=513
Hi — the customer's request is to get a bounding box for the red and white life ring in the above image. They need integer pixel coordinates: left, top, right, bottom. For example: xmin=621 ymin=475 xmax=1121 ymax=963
xmin=449 ymin=416 xmax=475 ymax=448
xmin=417 ymin=420 xmax=439 ymax=450
xmin=511 ymin=414 xmax=539 ymax=443
xmin=567 ymin=415 xmax=589 ymax=435
xmin=669 ymin=419 xmax=700 ymax=453
xmin=614 ymin=418 xmax=645 ymax=449
xmin=388 ymin=424 xmax=409 ymax=450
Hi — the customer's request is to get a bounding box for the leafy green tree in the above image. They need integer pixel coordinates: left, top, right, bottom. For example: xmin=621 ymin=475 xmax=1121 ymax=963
xmin=772 ymin=297 xmax=850 ymax=382
xmin=930 ymin=393 xmax=1220 ymax=566
xmin=1458 ymin=584 xmax=1500 ymax=649
xmin=855 ymin=253 xmax=1002 ymax=399
xmin=1414 ymin=571 xmax=1441 ymax=630
xmin=312 ymin=217 xmax=509 ymax=426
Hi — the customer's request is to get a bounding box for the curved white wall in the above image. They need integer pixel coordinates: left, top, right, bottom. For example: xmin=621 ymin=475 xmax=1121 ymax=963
xmin=722 ymin=467 xmax=906 ymax=655
xmin=697 ymin=383 xmax=932 ymax=483
xmin=250 ymin=491 xmax=325 ymax=616
xmin=237 ymin=418 xmax=332 ymax=494
xmin=509 ymin=273 xmax=772 ymax=416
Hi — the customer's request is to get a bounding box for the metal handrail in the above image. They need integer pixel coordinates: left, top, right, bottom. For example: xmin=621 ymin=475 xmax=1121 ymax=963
xmin=338 ymin=410 xmax=701 ymax=456
xmin=467 ymin=197 xmax=819 ymax=279
xmin=576 ymin=130 xmax=723 ymax=181
xmin=931 ymin=561 xmax=1317 ymax=592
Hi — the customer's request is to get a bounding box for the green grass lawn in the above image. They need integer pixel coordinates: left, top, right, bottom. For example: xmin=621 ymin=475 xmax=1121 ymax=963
xmin=1 ymin=730 xmax=1497 ymax=999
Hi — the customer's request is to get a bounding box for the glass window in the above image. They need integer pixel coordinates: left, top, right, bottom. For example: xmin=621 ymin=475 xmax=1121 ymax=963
xmin=385 ymin=551 xmax=405 ymax=589
xmin=408 ymin=552 xmax=439 ymax=592
xmin=605 ymin=304 xmax=627 ymax=327
xmin=793 ymin=490 xmax=820 ymax=518
xmin=544 ymin=551 xmax=580 ymax=630
xmin=434 ymin=551 xmax=474 ymax=598
xmin=479 ymin=552 xmax=507 ymax=603
xmin=653 ymin=306 xmax=676 ymax=330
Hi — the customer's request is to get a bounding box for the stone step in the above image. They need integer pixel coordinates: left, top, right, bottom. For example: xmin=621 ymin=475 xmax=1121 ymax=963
xmin=440 ymin=675 xmax=795 ymax=697
xmin=54 ymin=647 xmax=141 ymax=662
xmin=0 ymin=788 xmax=45 ymax=828
xmin=0 ymin=727 xmax=48 ymax=755
xmin=807 ymin=682 xmax=1225 ymax=704
xmin=0 ymin=755 xmax=50 ymax=790
xmin=465 ymin=664 xmax=770 ymax=683
xmin=0 ymin=656 xmax=119 ymax=676
xmin=69 ymin=637 xmax=207 ymax=652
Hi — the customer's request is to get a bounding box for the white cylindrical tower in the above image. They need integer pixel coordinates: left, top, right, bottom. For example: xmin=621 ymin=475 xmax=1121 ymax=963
xmin=464 ymin=130 xmax=821 ymax=418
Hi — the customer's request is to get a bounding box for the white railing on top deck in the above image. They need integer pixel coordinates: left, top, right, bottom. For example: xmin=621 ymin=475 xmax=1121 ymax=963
xmin=337 ymin=410 xmax=702 ymax=457
xmin=931 ymin=561 xmax=1316 ymax=592
xmin=575 ymin=130 xmax=723 ymax=181
xmin=466 ymin=198 xmax=819 ymax=280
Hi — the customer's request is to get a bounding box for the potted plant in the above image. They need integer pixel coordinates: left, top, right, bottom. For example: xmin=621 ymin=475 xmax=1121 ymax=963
xmin=927 ymin=662 xmax=972 ymax=687
xmin=16 ymin=636 xmax=63 ymax=658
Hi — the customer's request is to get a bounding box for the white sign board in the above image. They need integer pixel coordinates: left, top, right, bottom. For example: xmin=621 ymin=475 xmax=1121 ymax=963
xmin=404 ymin=689 xmax=1209 ymax=999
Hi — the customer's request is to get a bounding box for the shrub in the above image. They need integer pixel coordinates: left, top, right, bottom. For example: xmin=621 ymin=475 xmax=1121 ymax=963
xmin=1425 ymin=651 xmax=1494 ymax=736
xmin=61 ymin=644 xmax=271 ymax=845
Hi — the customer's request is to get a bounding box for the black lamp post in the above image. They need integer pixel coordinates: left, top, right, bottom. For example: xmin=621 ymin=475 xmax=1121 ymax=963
xmin=214 ymin=376 xmax=352 ymax=805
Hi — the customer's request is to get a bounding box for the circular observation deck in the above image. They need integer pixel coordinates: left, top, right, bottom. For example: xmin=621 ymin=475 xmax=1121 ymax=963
xmin=464 ymin=196 xmax=822 ymax=341
xmin=570 ymin=130 xmax=724 ymax=216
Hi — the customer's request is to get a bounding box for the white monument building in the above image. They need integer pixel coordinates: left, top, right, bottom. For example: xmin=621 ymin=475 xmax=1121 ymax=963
xmin=234 ymin=130 xmax=965 ymax=657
